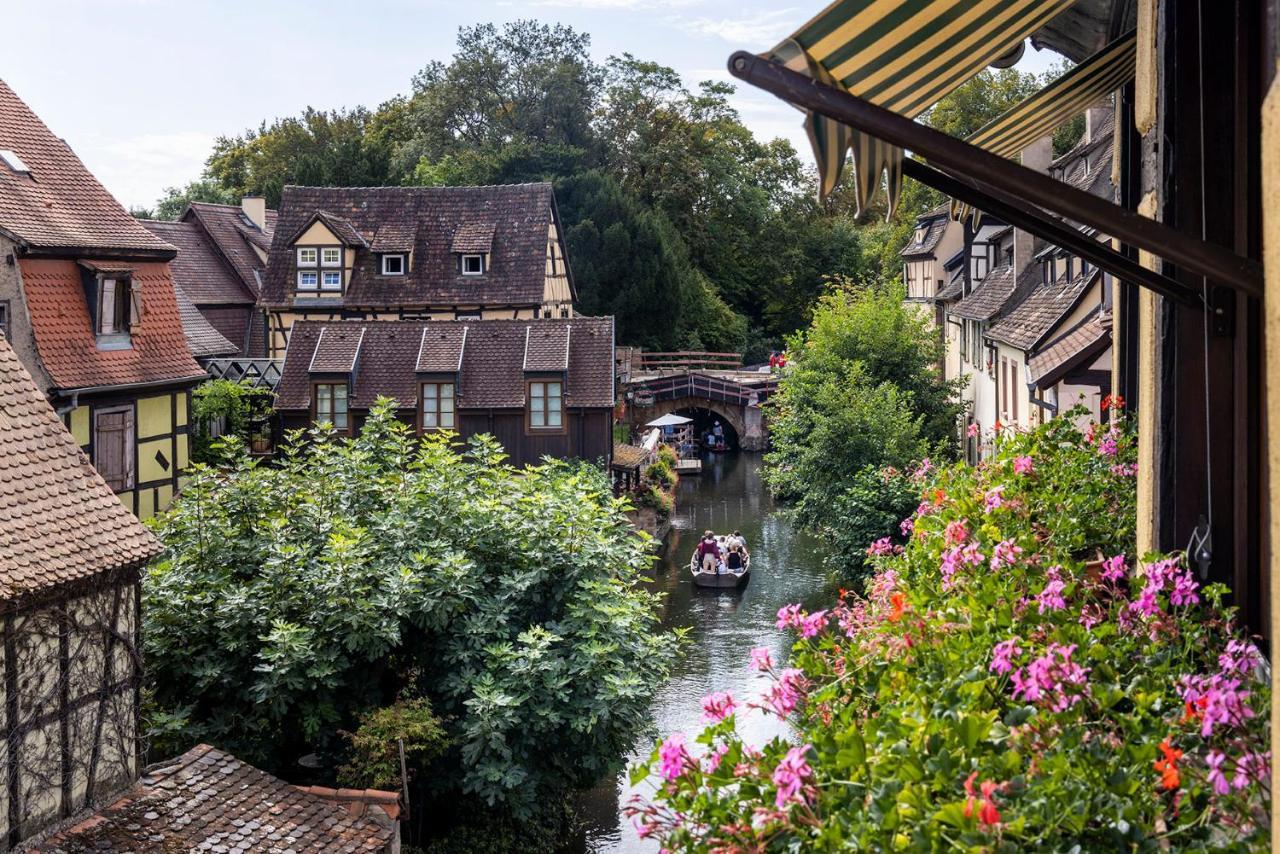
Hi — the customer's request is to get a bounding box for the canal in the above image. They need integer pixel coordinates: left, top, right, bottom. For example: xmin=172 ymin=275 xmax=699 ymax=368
xmin=580 ymin=451 xmax=828 ymax=851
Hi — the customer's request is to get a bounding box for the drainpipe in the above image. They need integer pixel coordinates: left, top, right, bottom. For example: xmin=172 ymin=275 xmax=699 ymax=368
xmin=54 ymin=391 xmax=80 ymax=418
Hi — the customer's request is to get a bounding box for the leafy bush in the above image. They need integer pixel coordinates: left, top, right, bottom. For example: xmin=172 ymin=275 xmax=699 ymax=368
xmin=636 ymin=483 xmax=674 ymax=518
xmin=629 ymin=408 xmax=1270 ymax=850
xmin=190 ymin=379 xmax=274 ymax=464
xmin=657 ymin=444 xmax=679 ymax=468
xmin=146 ymin=401 xmax=679 ymax=818
xmin=821 ymin=464 xmax=919 ymax=586
xmin=646 ymin=458 xmax=676 ymax=489
xmin=338 ymin=696 xmax=449 ymax=790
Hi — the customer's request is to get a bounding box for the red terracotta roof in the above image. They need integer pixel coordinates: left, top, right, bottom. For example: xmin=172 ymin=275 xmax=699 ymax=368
xmin=276 ymin=317 xmax=614 ymax=412
xmin=20 ymin=258 xmax=206 ymax=391
xmin=0 ymin=79 xmax=173 ymax=255
xmin=0 ymin=336 xmax=159 ymax=601
xmin=30 ymin=744 xmax=396 ymax=853
xmin=261 ymin=184 xmax=559 ymax=309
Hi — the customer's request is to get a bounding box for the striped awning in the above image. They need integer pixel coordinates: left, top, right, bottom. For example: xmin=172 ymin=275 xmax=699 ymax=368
xmin=768 ymin=0 xmax=1078 ymax=214
xmin=952 ymin=30 xmax=1136 ymax=222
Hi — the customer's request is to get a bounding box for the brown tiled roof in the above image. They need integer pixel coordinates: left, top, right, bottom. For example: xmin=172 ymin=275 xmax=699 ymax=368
xmin=276 ymin=317 xmax=614 ymax=412
xmin=261 ymin=184 xmax=556 ymax=309
xmin=452 ymin=221 xmax=496 ymax=253
xmin=936 ymin=269 xmax=966 ymax=301
xmin=416 ymin=324 xmax=467 ymax=373
xmin=141 ymin=218 xmax=255 ymax=306
xmin=949 ymin=264 xmax=1018 ymax=321
xmin=899 ymin=212 xmax=948 ymax=258
xmin=1029 ymin=308 xmax=1112 ymax=389
xmin=987 ymin=268 xmax=1100 ymax=350
xmin=370 ymin=223 xmax=416 ymax=253
xmin=0 ymin=80 xmax=174 ymax=255
xmin=183 ymin=202 xmax=276 ymax=298
xmin=0 ymin=337 xmax=159 ymax=601
xmin=174 ymin=286 xmax=238 ymax=357
xmin=309 ymin=326 xmax=365 ymax=373
xmin=524 ymin=324 xmax=570 ymax=371
xmin=20 ymin=258 xmax=206 ymax=391
xmin=30 ymin=744 xmax=396 ymax=853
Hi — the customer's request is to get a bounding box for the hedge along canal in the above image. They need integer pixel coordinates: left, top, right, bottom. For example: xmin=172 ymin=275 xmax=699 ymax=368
xmin=579 ymin=451 xmax=827 ymax=851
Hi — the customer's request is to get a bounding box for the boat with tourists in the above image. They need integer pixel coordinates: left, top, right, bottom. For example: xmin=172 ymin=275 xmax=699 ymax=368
xmin=689 ymin=531 xmax=750 ymax=588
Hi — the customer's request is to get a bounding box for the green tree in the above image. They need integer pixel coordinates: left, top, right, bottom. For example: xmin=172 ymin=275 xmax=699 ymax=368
xmin=145 ymin=403 xmax=679 ymax=819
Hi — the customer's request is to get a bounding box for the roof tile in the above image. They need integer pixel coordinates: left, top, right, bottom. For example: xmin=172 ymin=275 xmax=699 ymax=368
xmin=0 ymin=336 xmax=160 ymax=601
xmin=949 ymin=264 xmax=1019 ymax=321
xmin=986 ymin=268 xmax=1100 ymax=350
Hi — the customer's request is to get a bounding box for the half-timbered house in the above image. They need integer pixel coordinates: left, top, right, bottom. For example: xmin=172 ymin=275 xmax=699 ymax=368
xmin=259 ymin=184 xmax=576 ymax=358
xmin=0 ymin=79 xmax=205 ymax=520
xmin=274 ymin=317 xmax=614 ymax=467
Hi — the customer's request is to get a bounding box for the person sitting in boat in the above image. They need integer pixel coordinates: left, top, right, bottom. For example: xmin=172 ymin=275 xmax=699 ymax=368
xmin=696 ymin=531 xmax=720 ymax=573
xmin=725 ymin=544 xmax=745 ymax=573
xmin=726 ymin=529 xmax=748 ymax=557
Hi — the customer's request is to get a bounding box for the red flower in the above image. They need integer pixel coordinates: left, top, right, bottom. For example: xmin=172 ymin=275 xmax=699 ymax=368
xmin=1102 ymin=393 xmax=1126 ymax=411
xmin=963 ymin=772 xmax=1002 ymax=826
xmin=887 ymin=592 xmax=906 ymax=622
xmin=1154 ymin=738 xmax=1182 ymax=790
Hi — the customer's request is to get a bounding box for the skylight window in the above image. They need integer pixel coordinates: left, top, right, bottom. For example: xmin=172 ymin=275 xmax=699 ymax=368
xmin=0 ymin=149 xmax=30 ymax=174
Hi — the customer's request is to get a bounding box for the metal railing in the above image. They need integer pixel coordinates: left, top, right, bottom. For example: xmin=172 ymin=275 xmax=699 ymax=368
xmin=627 ymin=372 xmax=777 ymax=407
xmin=204 ymin=358 xmax=284 ymax=390
xmin=633 ymin=351 xmax=743 ymax=371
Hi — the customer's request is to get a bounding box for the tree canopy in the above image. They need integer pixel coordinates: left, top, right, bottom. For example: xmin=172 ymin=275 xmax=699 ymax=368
xmin=145 ymin=403 xmax=679 ymax=817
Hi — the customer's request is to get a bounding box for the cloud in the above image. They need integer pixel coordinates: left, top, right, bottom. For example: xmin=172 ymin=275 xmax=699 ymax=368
xmin=73 ymin=130 xmax=216 ymax=210
xmin=528 ymin=0 xmax=698 ymax=8
xmin=684 ymin=8 xmax=796 ymax=44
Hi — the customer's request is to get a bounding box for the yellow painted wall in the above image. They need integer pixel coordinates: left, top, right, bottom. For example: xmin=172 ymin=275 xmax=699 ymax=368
xmin=1135 ymin=192 xmax=1160 ymax=557
xmin=176 ymin=392 xmax=188 ymax=427
xmin=137 ymin=487 xmax=155 ymax=521
xmin=295 ymin=220 xmax=340 ymax=247
xmin=1260 ymin=66 xmax=1279 ymax=847
xmin=69 ymin=406 xmax=89 ymax=446
xmin=137 ymin=437 xmax=172 ymax=484
xmin=177 ymin=432 xmax=189 ymax=471
xmin=136 ymin=394 xmax=172 ymax=439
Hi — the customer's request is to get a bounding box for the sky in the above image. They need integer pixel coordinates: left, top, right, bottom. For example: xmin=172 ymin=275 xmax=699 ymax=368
xmin=0 ymin=0 xmax=1060 ymax=211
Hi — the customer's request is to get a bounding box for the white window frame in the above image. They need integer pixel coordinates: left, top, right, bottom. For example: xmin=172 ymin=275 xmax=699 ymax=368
xmin=321 ymin=271 xmax=343 ymax=291
xmin=321 ymin=247 xmax=342 ymax=267
xmin=420 ymin=382 xmax=456 ymax=431
xmin=461 ymin=254 xmax=484 ymax=276
xmin=381 ymin=254 xmax=406 ymax=276
xmin=297 ymin=247 xmax=318 ymax=266
xmin=298 ymin=271 xmax=318 ymax=289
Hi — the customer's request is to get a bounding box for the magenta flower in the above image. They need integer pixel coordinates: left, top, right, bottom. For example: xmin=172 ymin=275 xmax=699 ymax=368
xmin=944 ymin=519 xmax=969 ymax=546
xmin=967 ymin=423 xmax=981 ymax=438
xmin=1179 ymin=674 xmax=1256 ymax=738
xmin=1098 ymin=427 xmax=1119 ymax=457
xmin=990 ymin=539 xmax=1022 ymax=570
xmin=984 ymin=487 xmax=1005 ymax=512
xmin=762 ymin=668 xmax=804 ymax=717
xmin=1036 ymin=578 xmax=1067 ymax=614
xmin=990 ymin=638 xmax=1020 ymax=675
xmin=749 ymin=646 xmax=774 ymax=672
xmin=1206 ymin=750 xmax=1230 ymax=795
xmin=911 ymin=458 xmax=934 ymax=483
xmin=658 ymin=733 xmax=691 ymax=781
xmin=1100 ymin=554 xmax=1127 ymax=582
xmin=1219 ymin=639 xmax=1260 ymax=676
xmin=701 ymin=691 xmax=737 ymax=722
xmin=1014 ymin=455 xmax=1033 ymax=475
xmin=1010 ymin=643 xmax=1091 ymax=712
xmin=799 ymin=610 xmax=828 ymax=638
xmin=899 ymin=517 xmax=914 ymax=536
xmin=771 ymin=745 xmax=814 ymax=808
xmin=1233 ymin=751 xmax=1270 ymax=790
xmin=704 ymin=743 xmax=731 ymax=773
xmin=775 ymin=604 xmax=803 ymax=630
xmin=866 ymin=537 xmax=895 ymax=557
xmin=1170 ymin=568 xmax=1200 ymax=607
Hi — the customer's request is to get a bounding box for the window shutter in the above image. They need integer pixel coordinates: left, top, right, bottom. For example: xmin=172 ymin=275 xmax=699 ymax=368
xmin=129 ymin=281 xmax=142 ymax=326
xmin=93 ymin=409 xmax=134 ymax=491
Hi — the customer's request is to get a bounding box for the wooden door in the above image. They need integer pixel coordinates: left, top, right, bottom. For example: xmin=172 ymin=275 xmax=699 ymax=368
xmin=93 ymin=407 xmax=134 ymax=492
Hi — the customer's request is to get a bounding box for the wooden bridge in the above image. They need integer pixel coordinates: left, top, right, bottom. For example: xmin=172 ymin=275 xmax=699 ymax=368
xmin=621 ymin=353 xmax=778 ymax=451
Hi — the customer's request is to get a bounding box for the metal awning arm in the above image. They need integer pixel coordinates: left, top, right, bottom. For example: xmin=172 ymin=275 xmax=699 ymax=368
xmin=728 ymin=51 xmax=1263 ymax=301
xmin=904 ymin=159 xmax=1201 ymax=307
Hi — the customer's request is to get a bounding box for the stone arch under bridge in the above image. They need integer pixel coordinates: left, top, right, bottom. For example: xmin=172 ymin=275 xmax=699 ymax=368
xmin=625 ymin=373 xmax=771 ymax=451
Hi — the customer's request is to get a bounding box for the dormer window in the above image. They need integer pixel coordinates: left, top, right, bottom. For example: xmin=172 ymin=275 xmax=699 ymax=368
xmin=0 ymin=149 xmax=30 ymax=174
xmin=461 ymin=254 xmax=485 ymax=276
xmin=297 ymin=248 xmax=317 ymax=266
xmin=381 ymin=254 xmax=406 ymax=276
xmin=296 ymin=244 xmax=343 ymax=294
xmin=298 ymin=271 xmax=318 ymax=289
xmin=321 ymin=247 xmax=341 ymax=266
xmin=321 ymin=271 xmax=342 ymax=291
xmin=97 ymin=277 xmax=133 ymax=336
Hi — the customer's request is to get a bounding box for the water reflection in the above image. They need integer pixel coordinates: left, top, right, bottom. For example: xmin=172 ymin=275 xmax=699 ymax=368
xmin=579 ymin=452 xmax=828 ymax=852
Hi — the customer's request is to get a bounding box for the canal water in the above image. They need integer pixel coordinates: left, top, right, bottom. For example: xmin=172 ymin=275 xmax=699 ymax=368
xmin=579 ymin=451 xmax=828 ymax=852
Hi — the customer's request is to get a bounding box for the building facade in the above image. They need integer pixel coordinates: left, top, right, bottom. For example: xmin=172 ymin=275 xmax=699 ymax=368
xmin=274 ymin=317 xmax=614 ymax=467
xmin=259 ymin=184 xmax=576 ymax=358
xmin=0 ymin=79 xmax=205 ymax=520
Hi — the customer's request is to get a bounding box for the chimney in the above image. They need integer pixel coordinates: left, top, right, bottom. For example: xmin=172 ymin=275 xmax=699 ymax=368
xmin=1013 ymin=135 xmax=1053 ymax=278
xmin=1084 ymin=101 xmax=1111 ymax=146
xmin=241 ymin=195 xmax=267 ymax=232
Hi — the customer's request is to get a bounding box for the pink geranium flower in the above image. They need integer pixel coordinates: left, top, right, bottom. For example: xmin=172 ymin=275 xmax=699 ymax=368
xmin=762 ymin=668 xmax=805 ymax=717
xmin=1013 ymin=455 xmax=1033 ymax=474
xmin=1036 ymin=578 xmax=1067 ymax=614
xmin=990 ymin=638 xmax=1020 ymax=675
xmin=990 ymin=539 xmax=1022 ymax=570
xmin=658 ymin=733 xmax=691 ymax=781
xmin=749 ymin=646 xmax=774 ymax=672
xmin=771 ymin=745 xmax=813 ymax=808
xmin=701 ymin=691 xmax=737 ymax=722
xmin=984 ymin=487 xmax=1005 ymax=511
xmin=799 ymin=610 xmax=828 ymax=639
xmin=944 ymin=519 xmax=969 ymax=546
xmin=775 ymin=604 xmax=803 ymax=630
xmin=866 ymin=537 xmax=895 ymax=556
xmin=967 ymin=423 xmax=981 ymax=438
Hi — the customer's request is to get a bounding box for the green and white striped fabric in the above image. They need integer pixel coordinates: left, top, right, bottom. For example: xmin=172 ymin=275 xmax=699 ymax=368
xmin=767 ymin=0 xmax=1077 ymax=213
xmin=952 ymin=30 xmax=1136 ymax=222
